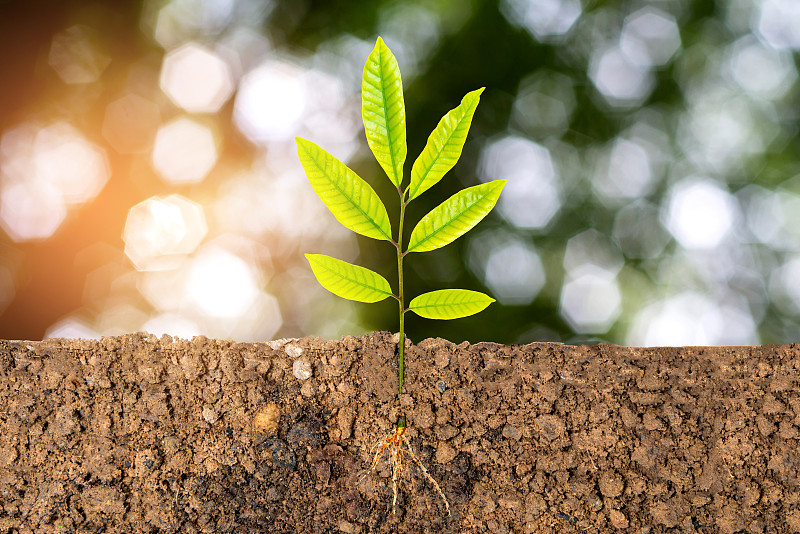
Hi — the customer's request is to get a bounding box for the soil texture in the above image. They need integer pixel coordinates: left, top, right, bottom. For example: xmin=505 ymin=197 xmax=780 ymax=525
xmin=1 ymin=333 xmax=800 ymax=533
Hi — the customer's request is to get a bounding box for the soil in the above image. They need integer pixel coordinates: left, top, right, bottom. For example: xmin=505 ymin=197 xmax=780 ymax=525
xmin=1 ymin=333 xmax=799 ymax=533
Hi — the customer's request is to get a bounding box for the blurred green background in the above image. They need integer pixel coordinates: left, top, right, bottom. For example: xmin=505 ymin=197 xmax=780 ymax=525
xmin=1 ymin=0 xmax=799 ymax=346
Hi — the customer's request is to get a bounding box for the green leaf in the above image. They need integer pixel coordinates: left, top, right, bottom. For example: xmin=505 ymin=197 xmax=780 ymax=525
xmin=306 ymin=254 xmax=393 ymax=303
xmin=296 ymin=137 xmax=392 ymax=241
xmin=407 ymin=88 xmax=484 ymax=201
xmin=408 ymin=289 xmax=494 ymax=319
xmin=362 ymin=37 xmax=406 ymax=188
xmin=406 ymin=179 xmax=506 ymax=253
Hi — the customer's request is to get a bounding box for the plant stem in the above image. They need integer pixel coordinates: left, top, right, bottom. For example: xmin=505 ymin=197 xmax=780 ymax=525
xmin=396 ymin=186 xmax=407 ymax=404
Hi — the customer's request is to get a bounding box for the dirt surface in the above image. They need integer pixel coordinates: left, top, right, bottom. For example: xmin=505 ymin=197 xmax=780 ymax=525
xmin=1 ymin=333 xmax=800 ymax=533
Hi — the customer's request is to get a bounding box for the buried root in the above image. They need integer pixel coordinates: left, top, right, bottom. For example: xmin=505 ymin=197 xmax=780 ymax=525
xmin=360 ymin=425 xmax=451 ymax=517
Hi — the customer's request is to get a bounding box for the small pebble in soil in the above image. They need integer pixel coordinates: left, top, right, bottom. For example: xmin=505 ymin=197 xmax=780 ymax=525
xmin=285 ymin=343 xmax=303 ymax=358
xmin=293 ymin=358 xmax=313 ymax=380
xmin=253 ymin=404 xmax=281 ymax=436
xmin=555 ymin=511 xmax=578 ymax=525
xmin=609 ymin=509 xmax=628 ymax=528
xmin=435 ymin=442 xmax=457 ymax=464
xmin=202 ymin=405 xmax=218 ymax=424
xmin=437 ymin=381 xmax=447 ymax=392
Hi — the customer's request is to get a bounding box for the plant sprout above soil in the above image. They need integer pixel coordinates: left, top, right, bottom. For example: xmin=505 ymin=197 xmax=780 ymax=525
xmin=296 ymin=36 xmax=505 ymax=515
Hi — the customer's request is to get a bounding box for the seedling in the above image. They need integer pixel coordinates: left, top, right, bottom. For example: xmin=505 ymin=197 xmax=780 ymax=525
xmin=296 ymin=37 xmax=504 ymax=516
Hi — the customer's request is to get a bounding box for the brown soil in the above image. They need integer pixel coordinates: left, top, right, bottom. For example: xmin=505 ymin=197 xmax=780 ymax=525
xmin=1 ymin=333 xmax=799 ymax=533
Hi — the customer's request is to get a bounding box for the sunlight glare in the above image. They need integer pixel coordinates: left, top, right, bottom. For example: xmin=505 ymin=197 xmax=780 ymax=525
xmin=160 ymin=42 xmax=235 ymax=113
xmin=234 ymin=59 xmax=307 ymax=144
xmin=184 ymin=247 xmax=260 ymax=319
xmin=123 ymin=195 xmax=207 ymax=271
xmin=628 ymin=292 xmax=758 ymax=345
xmin=152 ymin=118 xmax=218 ymax=184
xmin=664 ymin=179 xmax=737 ymax=250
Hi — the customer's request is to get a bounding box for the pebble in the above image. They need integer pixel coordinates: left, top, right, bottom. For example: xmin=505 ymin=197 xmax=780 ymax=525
xmin=599 ymin=472 xmax=624 ymax=498
xmin=202 ymin=405 xmax=218 ymax=424
xmin=266 ymin=338 xmax=297 ymax=350
xmin=435 ymin=442 xmax=457 ymax=464
xmin=253 ymin=404 xmax=281 ymax=436
xmin=609 ymin=509 xmax=629 ymax=529
xmin=285 ymin=344 xmax=303 ymax=358
xmin=293 ymin=359 xmax=312 ymax=380
xmin=301 ymin=381 xmax=315 ymax=397
xmin=390 ymin=332 xmax=412 ymax=345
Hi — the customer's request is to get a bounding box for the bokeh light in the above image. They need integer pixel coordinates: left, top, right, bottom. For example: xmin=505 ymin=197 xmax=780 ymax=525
xmin=123 ymin=195 xmax=207 ymax=271
xmin=480 ymin=136 xmax=560 ymax=230
xmin=468 ymin=231 xmax=545 ymax=306
xmin=0 ymin=121 xmax=109 ymax=241
xmin=619 ymin=7 xmax=681 ymax=68
xmin=628 ymin=292 xmax=758 ymax=346
xmin=48 ymin=25 xmax=110 ymax=85
xmin=756 ymin=0 xmax=800 ymax=50
xmin=185 ymin=245 xmax=260 ymax=319
xmin=512 ymin=71 xmax=575 ymax=137
xmin=501 ymin=0 xmax=582 ymax=41
xmin=560 ymin=269 xmax=622 ymax=334
xmin=160 ymin=42 xmax=235 ymax=113
xmin=590 ymin=46 xmax=655 ymax=107
xmin=234 ymin=59 xmax=307 ymax=144
xmin=151 ymin=118 xmax=218 ymax=184
xmin=728 ymin=36 xmax=797 ymax=100
xmin=45 ymin=317 xmax=100 ymax=340
xmin=0 ymin=181 xmax=68 ymax=242
xmin=664 ymin=179 xmax=738 ymax=250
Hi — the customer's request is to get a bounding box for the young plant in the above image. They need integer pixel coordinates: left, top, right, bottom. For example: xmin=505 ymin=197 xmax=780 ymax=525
xmin=296 ymin=37 xmax=505 ymax=515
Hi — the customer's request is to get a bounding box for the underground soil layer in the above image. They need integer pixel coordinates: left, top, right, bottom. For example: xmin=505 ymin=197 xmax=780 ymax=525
xmin=0 ymin=334 xmax=799 ymax=533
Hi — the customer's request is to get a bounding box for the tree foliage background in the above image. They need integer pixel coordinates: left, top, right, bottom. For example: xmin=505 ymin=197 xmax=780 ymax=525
xmin=1 ymin=0 xmax=799 ymax=346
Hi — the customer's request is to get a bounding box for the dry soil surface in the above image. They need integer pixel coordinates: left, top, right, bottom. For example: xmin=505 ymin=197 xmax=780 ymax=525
xmin=1 ymin=333 xmax=800 ymax=533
